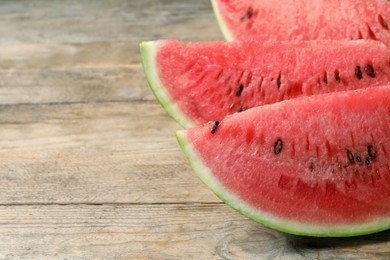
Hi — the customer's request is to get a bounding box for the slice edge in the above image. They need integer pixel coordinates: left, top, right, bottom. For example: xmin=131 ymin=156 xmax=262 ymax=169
xmin=140 ymin=41 xmax=196 ymax=128
xmin=210 ymin=0 xmax=235 ymax=41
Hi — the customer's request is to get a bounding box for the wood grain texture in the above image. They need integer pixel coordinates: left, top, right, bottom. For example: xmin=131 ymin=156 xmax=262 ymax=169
xmin=1 ymin=0 xmax=389 ymax=258
xmin=0 ymin=102 xmax=217 ymax=204
xmin=0 ymin=67 xmax=152 ymax=105
xmin=0 ymin=205 xmax=388 ymax=259
xmin=0 ymin=0 xmax=222 ymax=45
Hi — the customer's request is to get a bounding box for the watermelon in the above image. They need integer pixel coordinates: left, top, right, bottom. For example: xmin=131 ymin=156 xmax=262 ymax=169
xmin=176 ymin=85 xmax=390 ymax=237
xmin=211 ymin=0 xmax=390 ymax=46
xmin=141 ymin=39 xmax=390 ymax=127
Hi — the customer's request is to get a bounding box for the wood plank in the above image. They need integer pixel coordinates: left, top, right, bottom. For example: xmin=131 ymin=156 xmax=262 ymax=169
xmin=0 ymin=42 xmax=142 ymax=70
xmin=0 ymin=67 xmax=153 ymax=105
xmin=0 ymin=204 xmax=388 ymax=259
xmin=0 ymin=41 xmax=154 ymax=105
xmin=0 ymin=101 xmax=217 ymax=204
xmin=0 ymin=0 xmax=222 ymax=45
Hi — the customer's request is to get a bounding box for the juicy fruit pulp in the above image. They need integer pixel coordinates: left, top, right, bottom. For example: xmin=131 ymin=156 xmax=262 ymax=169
xmin=212 ymin=0 xmax=390 ymax=46
xmin=141 ymin=39 xmax=390 ymax=127
xmin=177 ymin=86 xmax=390 ymax=237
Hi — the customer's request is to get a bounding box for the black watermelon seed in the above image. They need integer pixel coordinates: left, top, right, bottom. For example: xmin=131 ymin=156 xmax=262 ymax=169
xmin=364 ymin=65 xmax=376 ymax=78
xmin=334 ymin=70 xmax=341 ymax=83
xmin=240 ymin=7 xmax=253 ymax=21
xmin=274 ymin=139 xmax=283 ymax=154
xmin=355 ymin=66 xmax=363 ymax=80
xmin=368 ymin=145 xmax=376 ymax=160
xmin=356 ymin=155 xmax=362 ymax=163
xmin=211 ymin=121 xmax=220 ymax=134
xmin=247 ymin=7 xmax=253 ymax=19
xmin=277 ymin=73 xmax=282 ymax=89
xmin=238 ymin=106 xmax=245 ymax=113
xmin=236 ymin=84 xmax=244 ymax=96
xmin=323 ymin=72 xmax=328 ymax=84
xmin=347 ymin=149 xmax=355 ymax=163
xmin=365 ymin=158 xmax=371 ymax=165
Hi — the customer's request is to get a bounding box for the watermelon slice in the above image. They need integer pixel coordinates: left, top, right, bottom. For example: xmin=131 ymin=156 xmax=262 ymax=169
xmin=211 ymin=0 xmax=390 ymax=46
xmin=141 ymin=39 xmax=390 ymax=127
xmin=176 ymin=85 xmax=390 ymax=237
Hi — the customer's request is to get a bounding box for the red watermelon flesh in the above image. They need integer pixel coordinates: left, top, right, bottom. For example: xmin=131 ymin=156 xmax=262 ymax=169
xmin=212 ymin=0 xmax=390 ymax=46
xmin=141 ymin=39 xmax=390 ymax=127
xmin=176 ymin=85 xmax=390 ymax=237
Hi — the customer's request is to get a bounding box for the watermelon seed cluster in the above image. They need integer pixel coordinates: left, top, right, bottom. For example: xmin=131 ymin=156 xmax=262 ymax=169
xmin=347 ymin=145 xmax=377 ymax=166
xmin=240 ymin=6 xmax=253 ymax=22
xmin=355 ymin=64 xmax=377 ymax=79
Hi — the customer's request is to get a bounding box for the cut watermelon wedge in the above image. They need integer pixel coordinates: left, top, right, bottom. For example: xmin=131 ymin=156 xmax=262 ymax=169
xmin=141 ymin=39 xmax=390 ymax=127
xmin=211 ymin=0 xmax=390 ymax=46
xmin=177 ymin=85 xmax=390 ymax=237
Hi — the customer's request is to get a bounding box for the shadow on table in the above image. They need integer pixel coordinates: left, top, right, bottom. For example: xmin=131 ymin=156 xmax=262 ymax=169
xmin=215 ymin=223 xmax=389 ymax=258
xmin=285 ymin=229 xmax=390 ymax=249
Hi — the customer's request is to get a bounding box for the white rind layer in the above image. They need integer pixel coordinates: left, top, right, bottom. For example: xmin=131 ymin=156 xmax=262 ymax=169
xmin=210 ymin=0 xmax=235 ymax=41
xmin=140 ymin=41 xmax=196 ymax=128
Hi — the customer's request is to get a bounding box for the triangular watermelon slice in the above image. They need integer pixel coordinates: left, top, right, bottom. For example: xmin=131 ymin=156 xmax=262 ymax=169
xmin=141 ymin=39 xmax=390 ymax=127
xmin=211 ymin=0 xmax=390 ymax=46
xmin=176 ymin=85 xmax=390 ymax=237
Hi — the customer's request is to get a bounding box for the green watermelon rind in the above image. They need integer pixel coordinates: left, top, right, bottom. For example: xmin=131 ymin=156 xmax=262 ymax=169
xmin=210 ymin=0 xmax=235 ymax=41
xmin=140 ymin=41 xmax=196 ymax=128
xmin=176 ymin=130 xmax=390 ymax=237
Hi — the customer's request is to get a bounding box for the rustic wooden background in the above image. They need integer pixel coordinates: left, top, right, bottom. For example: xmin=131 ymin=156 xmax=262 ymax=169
xmin=0 ymin=0 xmax=389 ymax=258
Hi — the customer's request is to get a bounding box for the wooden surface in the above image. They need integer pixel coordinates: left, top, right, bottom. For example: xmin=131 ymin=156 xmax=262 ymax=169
xmin=1 ymin=0 xmax=389 ymax=259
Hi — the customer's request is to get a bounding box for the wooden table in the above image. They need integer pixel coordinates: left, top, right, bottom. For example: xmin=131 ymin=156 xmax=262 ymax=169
xmin=0 ymin=0 xmax=389 ymax=258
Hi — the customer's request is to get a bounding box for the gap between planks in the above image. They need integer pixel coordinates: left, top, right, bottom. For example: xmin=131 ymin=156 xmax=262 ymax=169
xmin=0 ymin=63 xmax=142 ymax=73
xmin=0 ymin=99 xmax=156 ymax=109
xmin=0 ymin=202 xmax=224 ymax=207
